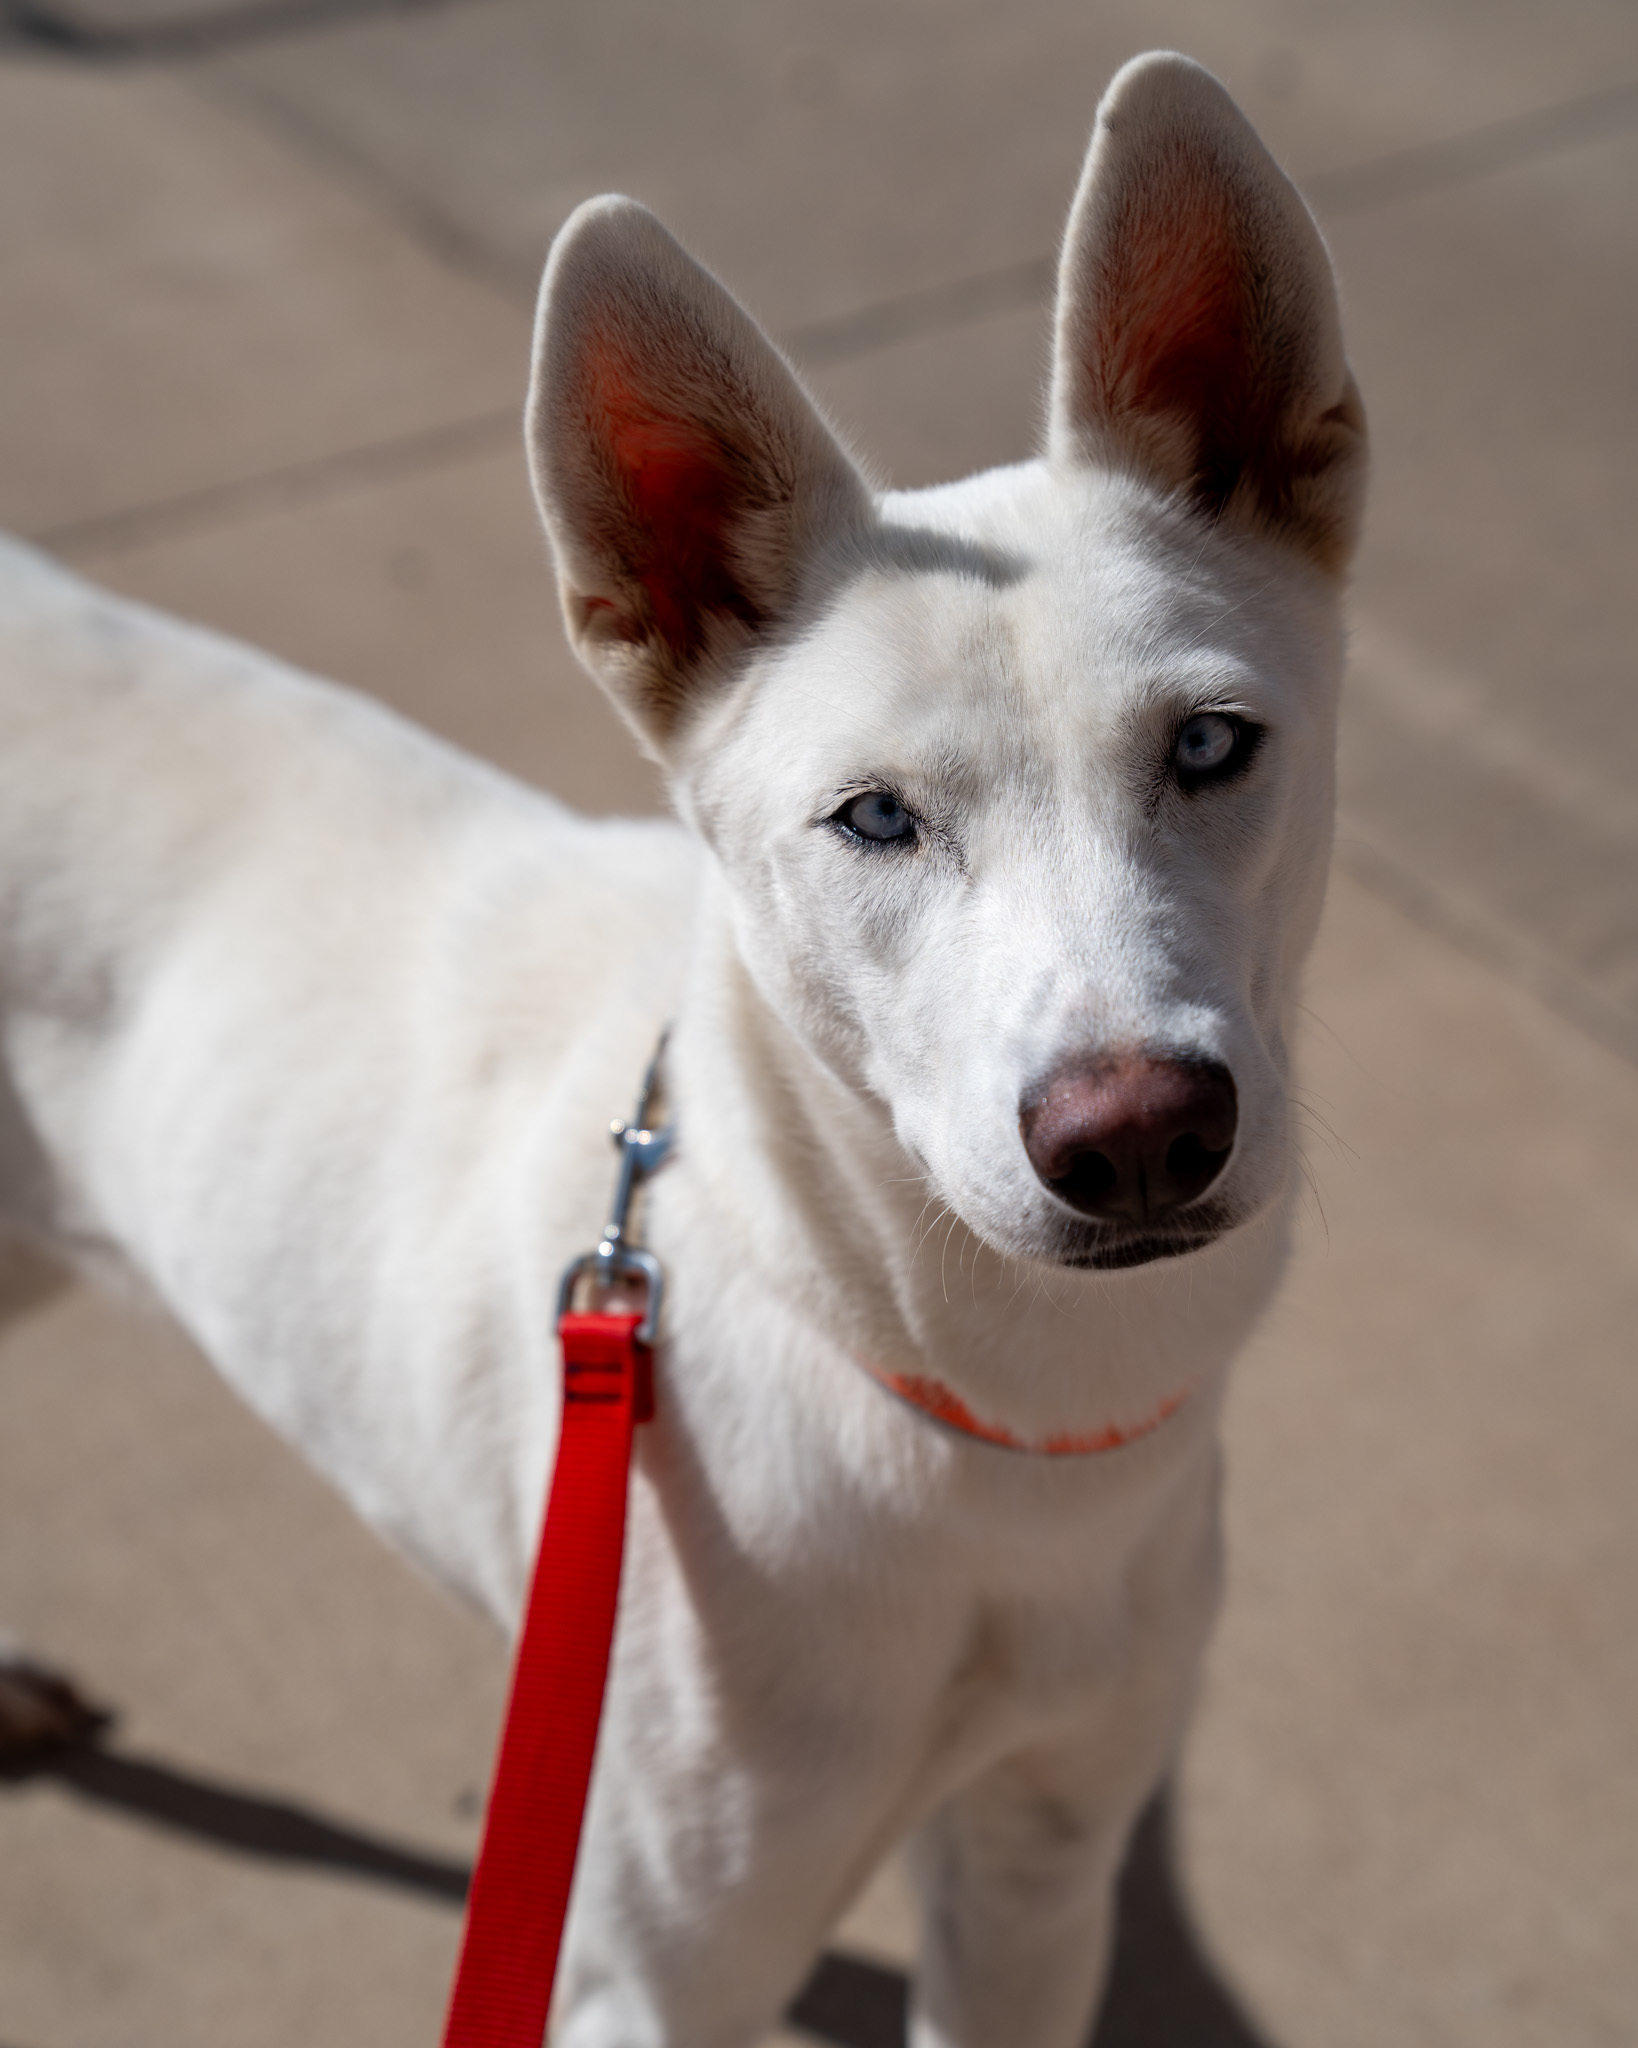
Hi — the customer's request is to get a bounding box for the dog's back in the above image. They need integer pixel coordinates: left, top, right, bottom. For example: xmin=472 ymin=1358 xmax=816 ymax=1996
xmin=0 ymin=533 xmax=697 ymax=1598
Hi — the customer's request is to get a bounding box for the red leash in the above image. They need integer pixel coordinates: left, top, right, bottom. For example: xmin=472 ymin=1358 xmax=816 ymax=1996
xmin=442 ymin=1059 xmax=669 ymax=2048
xmin=442 ymin=1311 xmax=651 ymax=2047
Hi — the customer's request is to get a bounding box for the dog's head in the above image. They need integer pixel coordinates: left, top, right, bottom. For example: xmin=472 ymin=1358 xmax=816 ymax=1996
xmin=527 ymin=53 xmax=1366 ymax=1273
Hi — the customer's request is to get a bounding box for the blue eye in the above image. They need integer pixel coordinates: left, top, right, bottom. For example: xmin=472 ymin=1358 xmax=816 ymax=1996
xmin=835 ymin=790 xmax=917 ymax=845
xmin=1174 ymin=713 xmax=1247 ymax=783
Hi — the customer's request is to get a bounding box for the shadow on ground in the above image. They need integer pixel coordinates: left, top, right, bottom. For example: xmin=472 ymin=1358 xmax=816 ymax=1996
xmin=2 ymin=1739 xmax=472 ymax=1900
xmin=3 ymin=1726 xmax=1272 ymax=2047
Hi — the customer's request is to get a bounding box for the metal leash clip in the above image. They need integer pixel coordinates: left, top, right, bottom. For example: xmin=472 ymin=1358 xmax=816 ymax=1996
xmin=554 ymin=1039 xmax=673 ymax=1347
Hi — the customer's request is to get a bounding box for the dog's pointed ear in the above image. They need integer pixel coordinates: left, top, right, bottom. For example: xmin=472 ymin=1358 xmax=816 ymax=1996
xmin=527 ymin=197 xmax=873 ymax=754
xmin=1049 ymin=53 xmax=1366 ymax=572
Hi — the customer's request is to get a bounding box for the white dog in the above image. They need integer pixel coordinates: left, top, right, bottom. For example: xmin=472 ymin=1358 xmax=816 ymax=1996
xmin=0 ymin=50 xmax=1364 ymax=2048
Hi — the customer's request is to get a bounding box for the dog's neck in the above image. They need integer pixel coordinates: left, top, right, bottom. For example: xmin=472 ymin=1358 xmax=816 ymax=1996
xmin=663 ymin=879 xmax=1286 ymax=1447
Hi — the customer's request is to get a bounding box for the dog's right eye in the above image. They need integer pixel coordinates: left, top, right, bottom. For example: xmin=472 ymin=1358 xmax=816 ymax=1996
xmin=830 ymin=790 xmax=918 ymax=846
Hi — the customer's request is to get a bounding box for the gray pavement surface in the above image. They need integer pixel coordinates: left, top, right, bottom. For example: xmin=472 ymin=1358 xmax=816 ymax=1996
xmin=1 ymin=3 xmax=1636 ymax=2044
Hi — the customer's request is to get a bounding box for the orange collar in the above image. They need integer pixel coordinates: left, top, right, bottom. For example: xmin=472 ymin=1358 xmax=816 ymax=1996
xmin=858 ymin=1363 xmax=1188 ymax=1457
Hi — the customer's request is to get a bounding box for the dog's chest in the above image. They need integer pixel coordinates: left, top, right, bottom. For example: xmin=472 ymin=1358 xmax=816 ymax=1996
xmin=625 ymin=1325 xmax=1218 ymax=1773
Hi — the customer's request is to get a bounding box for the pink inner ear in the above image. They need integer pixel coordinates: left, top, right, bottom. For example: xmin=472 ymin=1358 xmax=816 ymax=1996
xmin=582 ymin=338 xmax=758 ymax=657
xmin=1096 ymin=186 xmax=1264 ymax=505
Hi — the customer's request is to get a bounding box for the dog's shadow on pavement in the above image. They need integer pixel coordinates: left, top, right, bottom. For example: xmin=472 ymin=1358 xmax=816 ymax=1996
xmin=4 ymin=1730 xmax=1273 ymax=2047
xmin=1083 ymin=1794 xmax=1276 ymax=2048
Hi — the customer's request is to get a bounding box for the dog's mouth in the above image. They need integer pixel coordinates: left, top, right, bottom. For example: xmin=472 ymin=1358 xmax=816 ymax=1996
xmin=1052 ymin=1199 xmax=1238 ymax=1271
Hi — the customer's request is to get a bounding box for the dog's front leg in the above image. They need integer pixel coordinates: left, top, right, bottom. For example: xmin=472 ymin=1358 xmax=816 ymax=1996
xmin=904 ymin=1741 xmax=1157 ymax=2048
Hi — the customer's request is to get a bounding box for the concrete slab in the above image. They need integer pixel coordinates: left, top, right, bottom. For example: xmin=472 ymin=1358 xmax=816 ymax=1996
xmin=1180 ymin=864 xmax=1638 ymax=2048
xmin=0 ymin=1280 xmax=502 ymax=2048
xmin=1326 ymin=126 xmax=1638 ymax=1042
xmin=198 ymin=0 xmax=1638 ymax=320
xmin=0 ymin=54 xmax=528 ymax=537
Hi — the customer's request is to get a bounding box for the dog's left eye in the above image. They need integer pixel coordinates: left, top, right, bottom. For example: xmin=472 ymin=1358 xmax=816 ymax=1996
xmin=1173 ymin=713 xmax=1253 ymax=786
xmin=831 ymin=790 xmax=917 ymax=845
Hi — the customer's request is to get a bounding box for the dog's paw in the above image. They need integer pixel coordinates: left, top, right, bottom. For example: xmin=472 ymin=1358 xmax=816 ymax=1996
xmin=0 ymin=1647 xmax=109 ymax=1764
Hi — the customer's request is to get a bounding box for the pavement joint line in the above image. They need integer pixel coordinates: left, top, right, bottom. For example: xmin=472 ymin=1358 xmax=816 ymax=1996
xmin=24 ymin=256 xmax=1046 ymax=560
xmin=777 ymin=73 xmax=1638 ymax=365
xmin=1347 ymin=620 xmax=1638 ymax=842
xmin=0 ymin=0 xmax=475 ymax=62
xmin=189 ymin=61 xmax=536 ymax=312
xmin=9 ymin=12 xmax=1633 ymax=375
xmin=192 ymin=59 xmax=1638 ymax=380
xmin=23 ymin=270 xmax=1048 ymax=559
xmin=1333 ymin=820 xmax=1638 ymax=1071
xmin=30 ymin=406 xmax=523 ymax=562
xmin=1305 ymin=74 xmax=1638 ymax=213
xmin=783 ymin=257 xmax=1054 ymax=367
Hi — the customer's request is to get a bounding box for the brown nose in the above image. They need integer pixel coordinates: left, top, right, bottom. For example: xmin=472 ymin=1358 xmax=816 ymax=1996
xmin=1020 ymin=1054 xmax=1238 ymax=1225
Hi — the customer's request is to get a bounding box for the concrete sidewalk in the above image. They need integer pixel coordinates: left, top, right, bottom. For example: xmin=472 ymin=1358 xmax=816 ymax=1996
xmin=2 ymin=4 xmax=1636 ymax=2044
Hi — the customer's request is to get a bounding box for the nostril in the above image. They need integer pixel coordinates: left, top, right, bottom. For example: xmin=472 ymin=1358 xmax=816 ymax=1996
xmin=1164 ymin=1131 xmax=1227 ymax=1183
xmin=1053 ymin=1149 xmax=1117 ymax=1210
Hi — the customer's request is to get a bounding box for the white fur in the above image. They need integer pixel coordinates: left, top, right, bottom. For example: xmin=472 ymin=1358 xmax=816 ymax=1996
xmin=0 ymin=54 xmax=1363 ymax=2048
